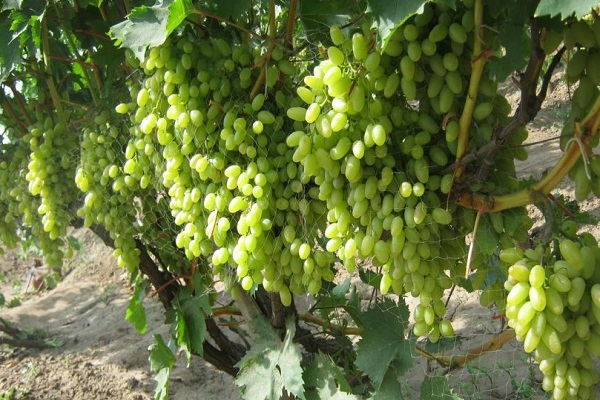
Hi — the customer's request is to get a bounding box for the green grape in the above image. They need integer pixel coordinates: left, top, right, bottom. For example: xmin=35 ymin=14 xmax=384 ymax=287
xmin=448 ymin=23 xmax=467 ymax=44
xmin=429 ymin=24 xmax=449 ymax=43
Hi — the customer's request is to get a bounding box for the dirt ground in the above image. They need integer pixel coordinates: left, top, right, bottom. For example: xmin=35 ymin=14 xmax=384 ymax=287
xmin=1 ymin=66 xmax=599 ymax=400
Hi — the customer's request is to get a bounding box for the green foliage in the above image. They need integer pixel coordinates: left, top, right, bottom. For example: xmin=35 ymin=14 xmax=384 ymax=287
xmin=420 ymin=375 xmax=462 ymax=400
xmin=535 ymin=0 xmax=599 ymax=19
xmin=126 ymin=279 xmax=148 ymax=334
xmin=171 ymin=275 xmax=211 ymax=362
xmin=235 ymin=318 xmax=305 ymax=400
xmin=304 ymin=353 xmax=358 ymax=399
xmin=0 ymin=387 xmax=15 ymax=400
xmin=149 ymin=334 xmax=176 ymax=400
xmin=355 ymin=299 xmax=413 ymax=388
xmin=2 ymin=0 xmax=600 ymax=399
xmin=369 ymin=0 xmax=426 ymax=48
xmin=109 ymin=0 xmax=193 ymax=61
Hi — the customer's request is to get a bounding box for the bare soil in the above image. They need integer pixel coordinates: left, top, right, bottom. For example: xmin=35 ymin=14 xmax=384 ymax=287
xmin=1 ymin=66 xmax=599 ymax=400
xmin=0 ymin=230 xmax=239 ymax=400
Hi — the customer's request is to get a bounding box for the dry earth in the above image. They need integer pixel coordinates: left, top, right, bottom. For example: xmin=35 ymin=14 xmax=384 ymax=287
xmin=1 ymin=66 xmax=600 ymax=400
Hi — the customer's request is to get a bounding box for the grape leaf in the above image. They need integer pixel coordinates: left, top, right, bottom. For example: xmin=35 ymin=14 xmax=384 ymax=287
xmin=125 ymin=279 xmax=147 ymax=334
xmin=420 ymin=375 xmax=462 ymax=399
xmin=174 ymin=274 xmax=211 ymax=359
xmin=369 ymin=0 xmax=426 ymax=48
xmin=109 ymin=0 xmax=193 ymax=61
xmin=489 ymin=22 xmax=530 ymax=81
xmin=503 ymin=207 xmax=532 ymax=237
xmin=235 ymin=318 xmax=306 ymax=400
xmin=1 ymin=0 xmax=22 ymax=11
xmin=149 ymin=334 xmax=176 ymax=373
xmin=200 ymin=0 xmax=251 ymax=21
xmin=304 ymin=353 xmax=359 ymax=400
xmin=0 ymin=15 xmax=21 ymax=83
xmin=371 ymin=365 xmax=404 ymax=400
xmin=355 ymin=298 xmax=413 ymax=385
xmin=298 ymin=0 xmax=365 ymax=41
xmin=149 ymin=334 xmax=175 ymax=400
xmin=474 ymin=217 xmax=498 ymax=256
xmin=153 ymin=368 xmax=171 ymax=400
xmin=535 ymin=0 xmax=599 ymax=19
xmin=359 ymin=268 xmax=382 ymax=289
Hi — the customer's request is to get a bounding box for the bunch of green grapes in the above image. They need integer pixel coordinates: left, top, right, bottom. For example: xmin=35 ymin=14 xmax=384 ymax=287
xmin=0 ymin=116 xmax=79 ymax=267
xmin=562 ymin=16 xmax=600 ymax=201
xmin=285 ymin=3 xmax=496 ymax=341
xmin=284 ymin=0 xmax=533 ymax=340
xmin=74 ymin=113 xmax=142 ymax=272
xmin=501 ymin=234 xmax=600 ymax=399
xmin=112 ymin=34 xmax=336 ymax=305
xmin=0 ymin=137 xmax=28 ymax=253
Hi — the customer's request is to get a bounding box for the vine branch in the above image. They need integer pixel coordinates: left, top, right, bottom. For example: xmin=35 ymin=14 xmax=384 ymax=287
xmin=454 ymin=0 xmax=485 ymax=179
xmin=41 ymin=17 xmax=66 ymax=125
xmin=459 ymin=94 xmax=600 ymax=211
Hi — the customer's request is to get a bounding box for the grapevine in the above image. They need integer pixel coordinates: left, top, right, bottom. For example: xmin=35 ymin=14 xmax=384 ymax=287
xmin=1 ymin=1 xmax=600 ymax=399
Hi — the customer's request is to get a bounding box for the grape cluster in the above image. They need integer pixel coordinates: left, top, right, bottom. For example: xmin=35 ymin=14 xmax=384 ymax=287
xmin=108 ymin=35 xmax=339 ymax=304
xmin=0 ymin=116 xmax=79 ymax=267
xmin=284 ymin=0 xmax=532 ymax=340
xmin=0 ymin=139 xmax=27 ymax=251
xmin=562 ymin=17 xmax=600 ymax=202
xmin=286 ymin=21 xmax=466 ymax=339
xmin=502 ymin=235 xmax=600 ymax=399
xmin=74 ymin=113 xmax=142 ymax=272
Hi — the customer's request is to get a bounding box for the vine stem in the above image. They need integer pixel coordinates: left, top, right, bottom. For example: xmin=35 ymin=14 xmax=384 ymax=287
xmin=41 ymin=17 xmax=66 ymax=125
xmin=51 ymin=3 xmax=102 ymax=105
xmin=284 ymin=0 xmax=298 ymax=49
xmin=416 ymin=329 xmax=516 ymax=370
xmin=454 ymin=0 xmax=485 ymax=179
xmin=0 ymin=94 xmax=28 ymax=134
xmin=249 ymin=0 xmax=277 ymax=99
xmin=211 ymin=306 xmax=362 ymax=336
xmin=5 ymin=82 xmax=33 ymax=126
xmin=459 ymin=94 xmax=600 ymax=212
xmin=465 ymin=205 xmax=488 ymax=277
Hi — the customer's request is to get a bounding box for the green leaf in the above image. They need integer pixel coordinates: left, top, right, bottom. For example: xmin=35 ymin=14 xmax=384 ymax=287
xmin=355 ymin=298 xmax=413 ymax=385
xmin=420 ymin=375 xmax=462 ymax=399
xmin=166 ymin=0 xmax=193 ymax=33
xmin=369 ymin=0 xmax=426 ymax=48
xmin=304 ymin=353 xmax=359 ymax=400
xmin=372 ymin=365 xmax=404 ymax=400
xmin=503 ymin=207 xmax=533 ymax=237
xmin=200 ymin=0 xmax=251 ymax=21
xmin=474 ymin=217 xmax=498 ymax=256
xmin=489 ymin=22 xmax=530 ymax=81
xmin=126 ymin=279 xmax=147 ymax=334
xmin=2 ymin=0 xmax=22 ymax=11
xmin=153 ymin=367 xmax=171 ymax=400
xmin=236 ymin=318 xmax=306 ymax=400
xmin=0 ymin=13 xmax=21 ymax=82
xmin=359 ymin=268 xmax=382 ymax=289
xmin=109 ymin=0 xmax=193 ymax=61
xmin=149 ymin=334 xmax=176 ymax=372
xmin=171 ymin=275 xmax=212 ymax=363
xmin=535 ymin=0 xmax=599 ymax=19
xmin=298 ymin=0 xmax=365 ymax=40
xmin=149 ymin=334 xmax=174 ymax=399
xmin=332 ymin=277 xmax=351 ymax=299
